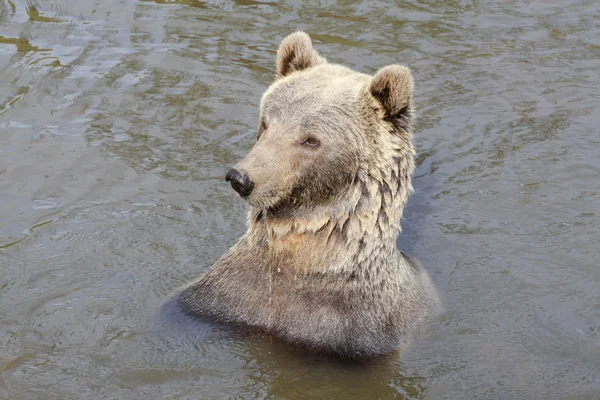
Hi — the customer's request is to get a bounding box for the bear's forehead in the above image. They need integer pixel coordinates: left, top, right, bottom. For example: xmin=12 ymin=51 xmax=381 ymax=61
xmin=261 ymin=66 xmax=370 ymax=119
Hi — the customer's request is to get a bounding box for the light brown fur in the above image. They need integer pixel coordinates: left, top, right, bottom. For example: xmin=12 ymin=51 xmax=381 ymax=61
xmin=176 ymin=32 xmax=437 ymax=360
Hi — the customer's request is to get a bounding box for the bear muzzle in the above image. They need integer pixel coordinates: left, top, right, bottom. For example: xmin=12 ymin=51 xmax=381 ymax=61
xmin=226 ymin=168 xmax=255 ymax=197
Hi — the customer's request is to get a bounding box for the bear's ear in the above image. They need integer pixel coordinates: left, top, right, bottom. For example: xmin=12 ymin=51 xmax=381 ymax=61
xmin=369 ymin=65 xmax=414 ymax=119
xmin=276 ymin=31 xmax=327 ymax=79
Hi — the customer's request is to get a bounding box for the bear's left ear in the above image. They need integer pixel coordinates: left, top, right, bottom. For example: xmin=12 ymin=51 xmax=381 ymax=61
xmin=276 ymin=31 xmax=327 ymax=79
xmin=369 ymin=65 xmax=414 ymax=119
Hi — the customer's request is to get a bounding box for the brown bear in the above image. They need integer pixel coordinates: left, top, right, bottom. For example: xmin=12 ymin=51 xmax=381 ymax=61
xmin=176 ymin=31 xmax=437 ymax=360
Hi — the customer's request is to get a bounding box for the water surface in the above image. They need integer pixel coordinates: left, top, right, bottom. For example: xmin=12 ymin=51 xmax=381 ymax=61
xmin=1 ymin=1 xmax=599 ymax=399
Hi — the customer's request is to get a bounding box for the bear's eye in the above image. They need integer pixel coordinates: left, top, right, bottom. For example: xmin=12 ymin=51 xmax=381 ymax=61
xmin=257 ymin=120 xmax=267 ymax=141
xmin=302 ymin=137 xmax=319 ymax=147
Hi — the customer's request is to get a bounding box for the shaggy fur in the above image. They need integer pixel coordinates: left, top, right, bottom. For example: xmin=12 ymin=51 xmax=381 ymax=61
xmin=177 ymin=32 xmax=437 ymax=360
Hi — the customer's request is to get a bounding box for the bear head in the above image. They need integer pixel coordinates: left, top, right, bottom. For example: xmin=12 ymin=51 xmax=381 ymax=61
xmin=226 ymin=32 xmax=415 ymax=229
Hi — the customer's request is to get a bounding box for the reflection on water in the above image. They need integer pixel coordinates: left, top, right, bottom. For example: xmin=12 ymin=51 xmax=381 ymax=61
xmin=139 ymin=0 xmax=210 ymax=8
xmin=26 ymin=4 xmax=65 ymax=23
xmin=1 ymin=0 xmax=599 ymax=399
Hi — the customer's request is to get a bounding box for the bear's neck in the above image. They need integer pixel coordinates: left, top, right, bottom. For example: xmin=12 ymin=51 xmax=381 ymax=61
xmin=247 ymin=159 xmax=414 ymax=274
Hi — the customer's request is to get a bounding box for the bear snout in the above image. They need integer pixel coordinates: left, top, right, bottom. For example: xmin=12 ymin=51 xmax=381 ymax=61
xmin=226 ymin=168 xmax=254 ymax=197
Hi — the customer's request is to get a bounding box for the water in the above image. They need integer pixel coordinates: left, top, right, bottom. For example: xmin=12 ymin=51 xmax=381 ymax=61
xmin=1 ymin=1 xmax=599 ymax=399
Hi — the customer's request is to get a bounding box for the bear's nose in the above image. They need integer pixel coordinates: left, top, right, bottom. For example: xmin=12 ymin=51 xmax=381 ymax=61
xmin=225 ymin=168 xmax=254 ymax=197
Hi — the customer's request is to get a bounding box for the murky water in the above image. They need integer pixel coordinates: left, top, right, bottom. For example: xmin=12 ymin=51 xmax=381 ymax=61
xmin=1 ymin=0 xmax=599 ymax=399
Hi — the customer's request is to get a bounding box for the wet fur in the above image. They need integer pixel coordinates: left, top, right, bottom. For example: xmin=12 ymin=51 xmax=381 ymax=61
xmin=176 ymin=32 xmax=437 ymax=360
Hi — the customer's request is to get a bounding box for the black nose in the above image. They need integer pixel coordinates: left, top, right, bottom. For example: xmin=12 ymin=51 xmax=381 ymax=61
xmin=225 ymin=168 xmax=254 ymax=197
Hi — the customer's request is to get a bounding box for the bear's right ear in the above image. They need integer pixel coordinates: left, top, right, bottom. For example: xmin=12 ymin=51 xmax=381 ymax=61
xmin=369 ymin=65 xmax=414 ymax=119
xmin=276 ymin=31 xmax=327 ymax=79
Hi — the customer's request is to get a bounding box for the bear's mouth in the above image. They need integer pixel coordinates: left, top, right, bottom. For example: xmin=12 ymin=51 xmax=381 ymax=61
xmin=248 ymin=195 xmax=289 ymax=216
